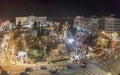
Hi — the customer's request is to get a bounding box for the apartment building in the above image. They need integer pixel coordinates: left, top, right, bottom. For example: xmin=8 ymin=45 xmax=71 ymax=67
xmin=16 ymin=16 xmax=47 ymax=25
xmin=105 ymin=17 xmax=120 ymax=33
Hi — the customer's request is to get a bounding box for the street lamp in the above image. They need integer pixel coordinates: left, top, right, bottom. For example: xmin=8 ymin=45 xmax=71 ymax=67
xmin=67 ymin=39 xmax=74 ymax=44
xmin=112 ymin=32 xmax=118 ymax=41
xmin=102 ymin=31 xmax=105 ymax=34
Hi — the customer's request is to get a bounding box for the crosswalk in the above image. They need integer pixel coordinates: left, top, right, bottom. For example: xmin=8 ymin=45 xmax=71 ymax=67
xmin=106 ymin=59 xmax=120 ymax=75
xmin=60 ymin=66 xmax=91 ymax=75
xmin=88 ymin=51 xmax=120 ymax=75
xmin=60 ymin=63 xmax=108 ymax=75
xmin=84 ymin=63 xmax=107 ymax=75
xmin=48 ymin=56 xmax=120 ymax=75
xmin=93 ymin=55 xmax=120 ymax=75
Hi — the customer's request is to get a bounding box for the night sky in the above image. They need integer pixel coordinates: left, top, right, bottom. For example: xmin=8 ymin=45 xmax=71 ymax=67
xmin=0 ymin=0 xmax=120 ymax=19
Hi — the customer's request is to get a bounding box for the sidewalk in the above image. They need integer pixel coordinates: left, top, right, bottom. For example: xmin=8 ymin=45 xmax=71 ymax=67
xmin=10 ymin=61 xmax=49 ymax=66
xmin=10 ymin=59 xmax=72 ymax=67
xmin=10 ymin=49 xmax=119 ymax=67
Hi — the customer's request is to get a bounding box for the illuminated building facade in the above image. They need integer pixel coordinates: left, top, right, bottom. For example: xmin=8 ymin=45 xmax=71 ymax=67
xmin=16 ymin=16 xmax=47 ymax=25
xmin=105 ymin=17 xmax=120 ymax=33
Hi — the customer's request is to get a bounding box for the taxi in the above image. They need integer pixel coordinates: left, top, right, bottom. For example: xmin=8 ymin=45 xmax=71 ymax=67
xmin=53 ymin=66 xmax=64 ymax=70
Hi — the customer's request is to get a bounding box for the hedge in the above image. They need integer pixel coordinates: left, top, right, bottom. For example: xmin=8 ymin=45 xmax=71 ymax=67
xmin=51 ymin=58 xmax=70 ymax=63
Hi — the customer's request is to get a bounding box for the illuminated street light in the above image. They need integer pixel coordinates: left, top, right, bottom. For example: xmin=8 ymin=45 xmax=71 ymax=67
xmin=88 ymin=46 xmax=93 ymax=51
xmin=102 ymin=31 xmax=105 ymax=34
xmin=112 ymin=32 xmax=118 ymax=41
xmin=102 ymin=31 xmax=108 ymax=36
xmin=67 ymin=39 xmax=74 ymax=44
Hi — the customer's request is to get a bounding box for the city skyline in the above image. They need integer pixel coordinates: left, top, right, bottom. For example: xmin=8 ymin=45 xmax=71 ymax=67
xmin=0 ymin=1 xmax=120 ymax=74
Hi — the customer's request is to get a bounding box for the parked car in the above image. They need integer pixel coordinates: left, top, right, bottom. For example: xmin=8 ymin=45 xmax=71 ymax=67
xmin=25 ymin=68 xmax=33 ymax=72
xmin=1 ymin=70 xmax=9 ymax=75
xmin=49 ymin=69 xmax=59 ymax=74
xmin=114 ymin=55 xmax=119 ymax=60
xmin=80 ymin=62 xmax=87 ymax=68
xmin=81 ymin=61 xmax=87 ymax=65
xmin=65 ymin=65 xmax=73 ymax=69
xmin=19 ymin=72 xmax=28 ymax=75
xmin=80 ymin=64 xmax=87 ymax=68
xmin=40 ymin=66 xmax=47 ymax=70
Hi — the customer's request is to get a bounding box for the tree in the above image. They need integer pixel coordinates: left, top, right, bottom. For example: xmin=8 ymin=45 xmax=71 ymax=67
xmin=69 ymin=24 xmax=77 ymax=37
xmin=13 ymin=30 xmax=22 ymax=40
xmin=37 ymin=24 xmax=40 ymax=37
xmin=27 ymin=45 xmax=44 ymax=59
xmin=91 ymin=35 xmax=112 ymax=49
xmin=15 ymin=38 xmax=25 ymax=52
xmin=32 ymin=21 xmax=37 ymax=31
xmin=58 ymin=23 xmax=63 ymax=32
xmin=25 ymin=34 xmax=39 ymax=48
xmin=32 ymin=21 xmax=41 ymax=38
xmin=83 ymin=35 xmax=94 ymax=46
xmin=66 ymin=29 xmax=73 ymax=39
xmin=13 ymin=20 xmax=23 ymax=40
xmin=40 ymin=24 xmax=44 ymax=36
xmin=17 ymin=20 xmax=22 ymax=29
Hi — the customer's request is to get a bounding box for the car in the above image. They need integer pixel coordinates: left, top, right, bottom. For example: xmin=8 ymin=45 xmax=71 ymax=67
xmin=25 ymin=68 xmax=33 ymax=72
xmin=59 ymin=66 xmax=64 ymax=70
xmin=49 ymin=69 xmax=59 ymax=74
xmin=118 ymin=73 xmax=120 ymax=75
xmin=114 ymin=55 xmax=119 ymax=60
xmin=40 ymin=66 xmax=47 ymax=70
xmin=80 ymin=62 xmax=87 ymax=68
xmin=81 ymin=61 xmax=87 ymax=65
xmin=1 ymin=70 xmax=9 ymax=75
xmin=65 ymin=65 xmax=73 ymax=69
xmin=53 ymin=66 xmax=64 ymax=70
xmin=19 ymin=72 xmax=28 ymax=75
xmin=80 ymin=64 xmax=87 ymax=68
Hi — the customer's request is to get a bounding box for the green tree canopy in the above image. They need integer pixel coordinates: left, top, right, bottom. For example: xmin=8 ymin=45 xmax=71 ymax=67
xmin=28 ymin=45 xmax=44 ymax=59
xmin=32 ymin=21 xmax=38 ymax=31
xmin=17 ymin=20 xmax=22 ymax=29
xmin=15 ymin=38 xmax=25 ymax=52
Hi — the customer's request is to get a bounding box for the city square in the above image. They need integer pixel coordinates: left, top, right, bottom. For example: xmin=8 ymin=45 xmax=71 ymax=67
xmin=0 ymin=0 xmax=120 ymax=75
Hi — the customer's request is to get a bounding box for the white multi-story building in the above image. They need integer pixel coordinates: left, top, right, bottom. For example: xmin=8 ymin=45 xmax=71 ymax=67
xmin=85 ymin=17 xmax=105 ymax=33
xmin=98 ymin=18 xmax=105 ymax=31
xmin=105 ymin=17 xmax=120 ymax=33
xmin=16 ymin=16 xmax=47 ymax=25
xmin=89 ymin=18 xmax=98 ymax=32
xmin=16 ymin=17 xmax=28 ymax=25
xmin=74 ymin=16 xmax=85 ymax=30
xmin=74 ymin=16 xmax=98 ymax=33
